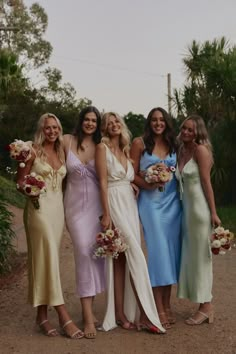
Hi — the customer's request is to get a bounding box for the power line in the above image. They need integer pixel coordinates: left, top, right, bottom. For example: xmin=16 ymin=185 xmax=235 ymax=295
xmin=51 ymin=54 xmax=166 ymax=78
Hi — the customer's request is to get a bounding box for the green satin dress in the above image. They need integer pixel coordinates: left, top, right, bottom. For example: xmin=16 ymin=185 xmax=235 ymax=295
xmin=23 ymin=157 xmax=66 ymax=307
xmin=176 ymin=158 xmax=212 ymax=303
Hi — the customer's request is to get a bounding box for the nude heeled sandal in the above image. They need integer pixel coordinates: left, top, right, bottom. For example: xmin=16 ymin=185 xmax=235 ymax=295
xmin=61 ymin=320 xmax=84 ymax=339
xmin=38 ymin=319 xmax=58 ymax=337
xmin=185 ymin=310 xmax=214 ymax=325
xmin=166 ymin=308 xmax=176 ymax=324
xmin=159 ymin=312 xmax=172 ymax=329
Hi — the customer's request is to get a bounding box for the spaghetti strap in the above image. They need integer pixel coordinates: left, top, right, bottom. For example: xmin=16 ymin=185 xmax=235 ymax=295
xmin=64 ymin=134 xmax=74 ymax=158
xmin=140 ymin=137 xmax=145 ymax=149
xmin=69 ymin=135 xmax=73 ymax=151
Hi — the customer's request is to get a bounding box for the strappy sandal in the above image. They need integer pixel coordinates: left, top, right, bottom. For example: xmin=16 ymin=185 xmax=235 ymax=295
xmin=38 ymin=319 xmax=58 ymax=337
xmin=61 ymin=320 xmax=84 ymax=339
xmin=185 ymin=310 xmax=214 ymax=325
xmin=84 ymin=323 xmax=97 ymax=339
xmin=166 ymin=308 xmax=176 ymax=324
xmin=159 ymin=312 xmax=172 ymax=329
xmin=137 ymin=322 xmax=165 ymax=334
xmin=116 ymin=320 xmax=136 ymax=330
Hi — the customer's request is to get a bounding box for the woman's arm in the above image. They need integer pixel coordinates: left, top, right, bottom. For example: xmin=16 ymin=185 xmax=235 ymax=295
xmin=63 ymin=134 xmax=73 ymax=156
xmin=130 ymin=137 xmax=159 ymax=190
xmin=195 ymin=145 xmax=221 ymax=226
xmin=95 ymin=143 xmax=111 ymax=230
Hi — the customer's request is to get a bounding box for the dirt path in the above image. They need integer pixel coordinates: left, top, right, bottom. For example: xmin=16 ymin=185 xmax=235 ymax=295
xmin=0 ymin=206 xmax=235 ymax=354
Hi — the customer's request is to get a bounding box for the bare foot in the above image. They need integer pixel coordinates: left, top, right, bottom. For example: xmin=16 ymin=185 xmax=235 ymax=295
xmin=84 ymin=322 xmax=96 ymax=339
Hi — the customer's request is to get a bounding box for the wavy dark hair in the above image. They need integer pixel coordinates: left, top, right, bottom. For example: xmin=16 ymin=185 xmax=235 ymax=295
xmin=143 ymin=107 xmax=177 ymax=155
xmin=73 ymin=106 xmax=101 ymax=150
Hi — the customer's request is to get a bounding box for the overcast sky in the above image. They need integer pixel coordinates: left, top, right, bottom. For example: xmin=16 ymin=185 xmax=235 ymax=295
xmin=24 ymin=0 xmax=236 ymax=117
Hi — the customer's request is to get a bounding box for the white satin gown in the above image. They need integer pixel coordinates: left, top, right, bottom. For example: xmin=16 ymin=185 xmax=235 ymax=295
xmin=102 ymin=144 xmax=165 ymax=333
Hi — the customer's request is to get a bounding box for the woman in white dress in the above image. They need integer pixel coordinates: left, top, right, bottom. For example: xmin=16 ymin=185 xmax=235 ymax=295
xmin=95 ymin=112 xmax=165 ymax=334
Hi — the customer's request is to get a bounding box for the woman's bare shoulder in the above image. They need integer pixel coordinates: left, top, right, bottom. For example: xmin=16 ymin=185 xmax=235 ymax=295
xmin=132 ymin=137 xmax=144 ymax=150
xmin=96 ymin=142 xmax=106 ymax=151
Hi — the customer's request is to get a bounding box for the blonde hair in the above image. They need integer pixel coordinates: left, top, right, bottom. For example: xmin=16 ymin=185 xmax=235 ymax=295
xmin=101 ymin=112 xmax=132 ymax=158
xmin=34 ymin=113 xmax=65 ymax=163
xmin=180 ymin=115 xmax=212 ymax=150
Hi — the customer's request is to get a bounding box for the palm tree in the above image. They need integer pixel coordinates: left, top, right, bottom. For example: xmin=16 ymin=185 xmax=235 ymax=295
xmin=173 ymin=37 xmax=236 ymax=203
xmin=0 ymin=48 xmax=23 ymax=99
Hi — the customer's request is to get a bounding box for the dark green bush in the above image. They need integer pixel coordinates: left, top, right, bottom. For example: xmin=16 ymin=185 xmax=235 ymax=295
xmin=0 ymin=195 xmax=15 ymax=274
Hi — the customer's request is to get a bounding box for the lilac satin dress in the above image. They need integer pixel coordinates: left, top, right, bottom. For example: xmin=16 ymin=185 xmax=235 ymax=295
xmin=64 ymin=150 xmax=106 ymax=297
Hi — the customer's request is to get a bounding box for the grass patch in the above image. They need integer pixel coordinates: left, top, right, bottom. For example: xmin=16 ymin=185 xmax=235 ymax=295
xmin=0 ymin=176 xmax=25 ymax=209
xmin=218 ymin=205 xmax=236 ymax=233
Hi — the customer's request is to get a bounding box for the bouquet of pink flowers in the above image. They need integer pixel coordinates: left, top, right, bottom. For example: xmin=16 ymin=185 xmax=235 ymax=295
xmin=93 ymin=228 xmax=129 ymax=259
xmin=21 ymin=172 xmax=46 ymax=209
xmin=145 ymin=163 xmax=176 ymax=191
xmin=210 ymin=226 xmax=234 ymax=255
xmin=8 ymin=139 xmax=32 ymax=168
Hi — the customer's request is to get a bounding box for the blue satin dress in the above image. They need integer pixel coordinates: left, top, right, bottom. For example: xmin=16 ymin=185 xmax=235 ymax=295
xmin=138 ymin=151 xmax=182 ymax=286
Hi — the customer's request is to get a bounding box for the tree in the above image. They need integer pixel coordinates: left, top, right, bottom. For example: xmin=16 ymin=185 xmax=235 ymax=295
xmin=0 ymin=0 xmax=52 ymax=68
xmin=0 ymin=48 xmax=26 ymax=99
xmin=0 ymin=1 xmax=93 ymax=174
xmin=173 ymin=37 xmax=236 ymax=123
xmin=124 ymin=112 xmax=146 ymax=139
xmin=173 ymin=37 xmax=236 ymax=204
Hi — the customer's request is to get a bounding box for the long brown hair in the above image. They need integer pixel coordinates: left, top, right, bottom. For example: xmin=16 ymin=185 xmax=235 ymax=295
xmin=73 ymin=106 xmax=101 ymax=150
xmin=143 ymin=107 xmax=177 ymax=155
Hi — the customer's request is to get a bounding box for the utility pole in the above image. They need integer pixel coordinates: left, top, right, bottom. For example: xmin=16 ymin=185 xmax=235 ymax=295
xmin=167 ymin=73 xmax=172 ymax=116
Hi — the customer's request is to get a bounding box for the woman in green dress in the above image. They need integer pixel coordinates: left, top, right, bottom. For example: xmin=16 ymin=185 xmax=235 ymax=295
xmin=176 ymin=115 xmax=221 ymax=325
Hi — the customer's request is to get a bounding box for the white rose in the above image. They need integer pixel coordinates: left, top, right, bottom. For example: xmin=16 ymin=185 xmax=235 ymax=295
xmin=214 ymin=226 xmax=225 ymax=235
xmin=30 ymin=172 xmax=36 ymax=177
xmin=19 ymin=162 xmax=25 ymax=168
xmin=220 ymin=238 xmax=227 ymax=245
xmin=147 ymin=167 xmax=153 ymax=173
xmin=212 ymin=240 xmax=221 ymax=248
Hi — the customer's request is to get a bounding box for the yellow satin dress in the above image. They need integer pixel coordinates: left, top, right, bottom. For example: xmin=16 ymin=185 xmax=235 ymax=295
xmin=23 ymin=157 xmax=66 ymax=307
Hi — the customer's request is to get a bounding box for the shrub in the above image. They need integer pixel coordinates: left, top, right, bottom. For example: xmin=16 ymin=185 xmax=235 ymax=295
xmin=0 ymin=194 xmax=15 ymax=274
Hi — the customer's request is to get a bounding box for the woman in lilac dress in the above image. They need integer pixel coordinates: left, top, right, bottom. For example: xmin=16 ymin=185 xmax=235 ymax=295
xmin=63 ymin=106 xmax=106 ymax=339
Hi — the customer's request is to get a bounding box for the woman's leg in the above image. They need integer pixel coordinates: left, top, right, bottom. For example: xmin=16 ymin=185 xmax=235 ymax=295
xmin=113 ymin=253 xmax=134 ymax=328
xmin=153 ymin=286 xmax=171 ymax=329
xmin=129 ymin=276 xmax=162 ymax=333
xmin=163 ymin=285 xmax=176 ymax=324
xmin=36 ymin=305 xmax=58 ymax=337
xmin=55 ymin=304 xmax=84 ymax=338
xmin=114 ymin=253 xmax=126 ymax=320
xmin=81 ymin=296 xmax=96 ymax=338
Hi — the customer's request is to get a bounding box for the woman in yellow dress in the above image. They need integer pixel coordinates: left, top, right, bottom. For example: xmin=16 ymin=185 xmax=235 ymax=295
xmin=17 ymin=113 xmax=84 ymax=338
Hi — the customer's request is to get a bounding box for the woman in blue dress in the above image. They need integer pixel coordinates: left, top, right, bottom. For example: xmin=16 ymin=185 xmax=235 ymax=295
xmin=130 ymin=107 xmax=182 ymax=329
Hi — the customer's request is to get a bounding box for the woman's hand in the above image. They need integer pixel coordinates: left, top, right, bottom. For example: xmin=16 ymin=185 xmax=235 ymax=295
xmin=211 ymin=212 xmax=221 ymax=227
xmin=138 ymin=171 xmax=165 ymax=191
xmin=145 ymin=182 xmax=164 ymax=191
xmin=100 ymin=214 xmax=111 ymax=231
xmin=138 ymin=170 xmax=146 ymax=178
xmin=131 ymin=183 xmax=139 ymax=199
